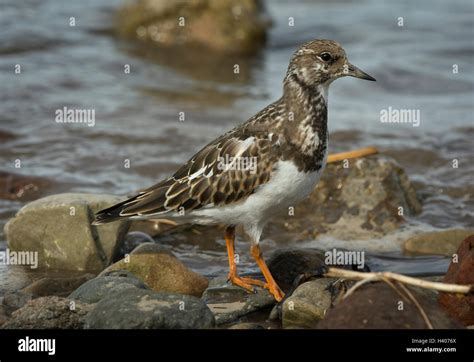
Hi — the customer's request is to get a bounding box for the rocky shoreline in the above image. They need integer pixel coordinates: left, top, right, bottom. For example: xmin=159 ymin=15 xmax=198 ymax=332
xmin=0 ymin=241 xmax=471 ymax=329
xmin=1 ymin=155 xmax=472 ymax=329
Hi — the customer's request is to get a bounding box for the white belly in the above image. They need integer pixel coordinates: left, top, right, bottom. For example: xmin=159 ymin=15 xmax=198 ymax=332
xmin=189 ymin=159 xmax=325 ymax=229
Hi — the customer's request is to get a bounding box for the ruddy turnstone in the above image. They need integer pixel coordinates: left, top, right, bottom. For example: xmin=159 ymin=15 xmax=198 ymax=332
xmin=93 ymin=39 xmax=375 ymax=301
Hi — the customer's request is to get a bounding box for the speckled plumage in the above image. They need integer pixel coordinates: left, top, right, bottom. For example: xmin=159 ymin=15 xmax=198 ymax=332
xmin=94 ymin=39 xmax=375 ymax=246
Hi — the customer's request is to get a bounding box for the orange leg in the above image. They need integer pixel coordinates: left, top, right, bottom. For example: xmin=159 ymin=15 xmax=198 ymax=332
xmin=250 ymin=244 xmax=285 ymax=302
xmin=225 ymin=227 xmax=265 ymax=292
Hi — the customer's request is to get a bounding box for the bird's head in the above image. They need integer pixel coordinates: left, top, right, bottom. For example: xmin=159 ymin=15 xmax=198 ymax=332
xmin=285 ymin=39 xmax=376 ymax=90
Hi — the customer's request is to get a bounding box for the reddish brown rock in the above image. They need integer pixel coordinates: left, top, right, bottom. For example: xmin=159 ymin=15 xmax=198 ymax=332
xmin=317 ymin=283 xmax=462 ymax=329
xmin=438 ymin=235 xmax=474 ymax=326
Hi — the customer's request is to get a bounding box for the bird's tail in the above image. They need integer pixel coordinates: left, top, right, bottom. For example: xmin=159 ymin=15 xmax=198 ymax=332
xmin=92 ymin=199 xmax=134 ymax=225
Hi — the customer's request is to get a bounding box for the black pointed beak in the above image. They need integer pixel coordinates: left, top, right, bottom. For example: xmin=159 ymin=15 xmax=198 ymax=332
xmin=347 ymin=63 xmax=376 ymax=81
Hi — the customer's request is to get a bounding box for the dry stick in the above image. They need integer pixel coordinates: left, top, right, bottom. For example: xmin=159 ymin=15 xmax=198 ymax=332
xmin=327 ymin=146 xmax=378 ymax=163
xmin=325 ymin=267 xmax=472 ymax=294
xmin=330 ymin=268 xmax=457 ymax=329
xmin=154 ymin=218 xmax=178 ymax=226
xmin=343 ymin=275 xmax=378 ymax=299
xmin=397 ymin=281 xmax=434 ymax=329
xmin=382 ymin=276 xmax=410 ymax=304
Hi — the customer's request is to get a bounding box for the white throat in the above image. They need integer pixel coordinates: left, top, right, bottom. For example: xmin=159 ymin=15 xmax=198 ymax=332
xmin=316 ymin=81 xmax=331 ymax=104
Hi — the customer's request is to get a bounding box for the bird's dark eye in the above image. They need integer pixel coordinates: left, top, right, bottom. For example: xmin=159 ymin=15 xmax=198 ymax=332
xmin=320 ymin=52 xmax=332 ymax=62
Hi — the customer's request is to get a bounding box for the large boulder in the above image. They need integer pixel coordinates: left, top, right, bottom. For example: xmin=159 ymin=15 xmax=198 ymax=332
xmin=2 ymin=296 xmax=92 ymax=329
xmin=84 ymin=288 xmax=215 ymax=329
xmin=438 ymin=235 xmax=474 ymax=326
xmin=4 ymin=193 xmax=130 ymax=272
xmin=116 ymin=0 xmax=269 ymax=55
xmin=100 ymin=247 xmax=208 ymax=297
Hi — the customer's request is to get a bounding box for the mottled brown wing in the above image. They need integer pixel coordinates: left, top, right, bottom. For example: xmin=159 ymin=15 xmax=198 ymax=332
xmin=117 ymin=133 xmax=279 ymax=217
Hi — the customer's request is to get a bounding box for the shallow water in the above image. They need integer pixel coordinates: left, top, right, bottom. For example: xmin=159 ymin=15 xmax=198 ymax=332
xmin=0 ymin=0 xmax=473 ymax=283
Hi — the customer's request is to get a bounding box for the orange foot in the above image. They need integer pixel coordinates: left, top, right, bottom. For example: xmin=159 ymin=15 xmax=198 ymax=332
xmin=263 ymin=282 xmax=285 ymax=302
xmin=229 ymin=275 xmax=284 ymax=301
xmin=228 ymin=274 xmax=265 ymax=293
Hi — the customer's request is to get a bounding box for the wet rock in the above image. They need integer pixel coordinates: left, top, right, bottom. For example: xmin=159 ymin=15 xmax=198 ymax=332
xmin=116 ymin=0 xmax=269 ymax=55
xmin=21 ymin=274 xmax=95 ymax=298
xmin=228 ymin=322 xmax=265 ymax=329
xmin=267 ymin=248 xmax=326 ymax=292
xmin=438 ymin=235 xmax=474 ymax=326
xmin=267 ymin=155 xmax=422 ymax=242
xmin=2 ymin=290 xmax=33 ymax=315
xmin=100 ymin=251 xmax=208 ymax=297
xmin=201 ymin=276 xmax=275 ymax=325
xmin=316 ymin=283 xmax=462 ymax=329
xmin=85 ymin=288 xmax=214 ymax=329
xmin=4 ymin=193 xmax=130 ymax=272
xmin=69 ymin=272 xmax=149 ymax=304
xmin=114 ymin=231 xmax=156 ymax=261
xmin=404 ymin=229 xmax=474 ymax=256
xmin=281 ymin=279 xmax=336 ymax=329
xmin=130 ymin=241 xmax=172 ymax=255
xmin=2 ymin=296 xmax=92 ymax=329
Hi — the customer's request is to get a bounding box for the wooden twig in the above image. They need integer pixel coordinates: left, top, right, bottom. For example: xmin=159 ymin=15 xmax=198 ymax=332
xmin=327 ymin=146 xmax=378 ymax=163
xmin=343 ymin=275 xmax=378 ymax=299
xmin=324 ymin=267 xmax=472 ymax=294
xmin=397 ymin=281 xmax=433 ymax=329
xmin=154 ymin=218 xmax=178 ymax=226
xmin=381 ymin=276 xmax=410 ymax=303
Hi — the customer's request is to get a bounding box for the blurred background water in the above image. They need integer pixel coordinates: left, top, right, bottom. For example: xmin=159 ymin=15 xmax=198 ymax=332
xmin=0 ymin=0 xmax=473 ymax=279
